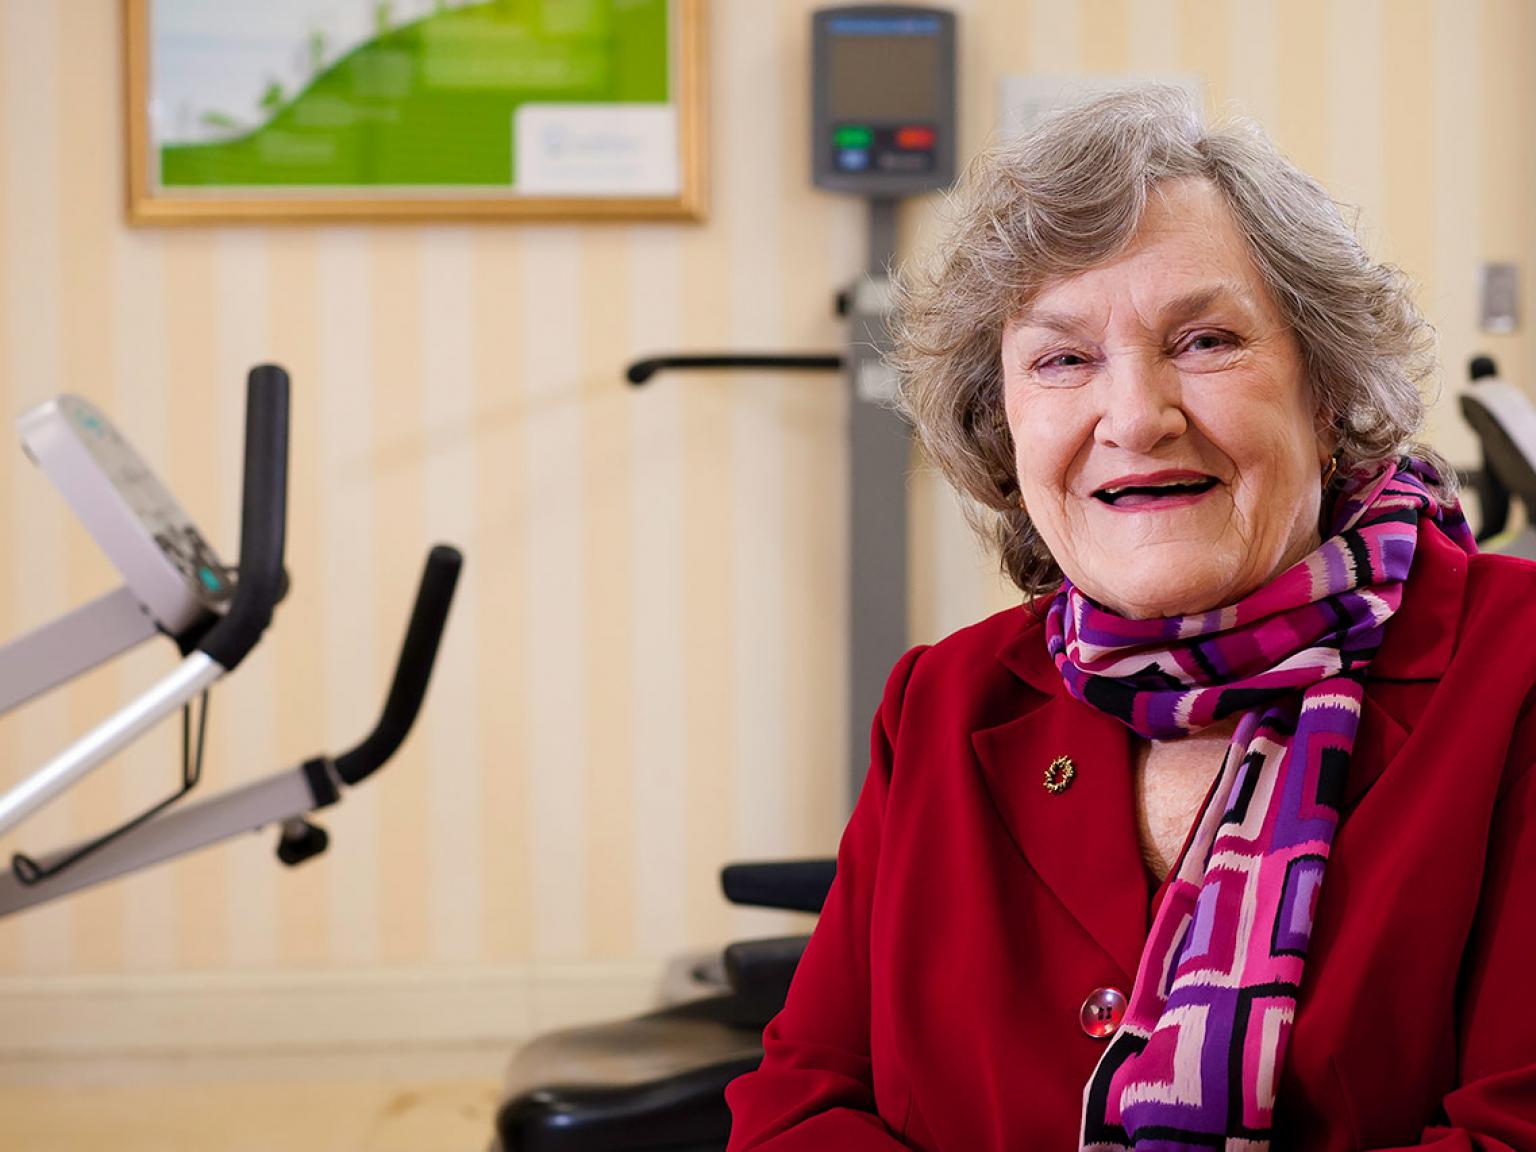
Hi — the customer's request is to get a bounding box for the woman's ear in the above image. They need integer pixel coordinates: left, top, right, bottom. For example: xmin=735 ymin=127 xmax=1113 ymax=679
xmin=1312 ymin=404 xmax=1339 ymax=467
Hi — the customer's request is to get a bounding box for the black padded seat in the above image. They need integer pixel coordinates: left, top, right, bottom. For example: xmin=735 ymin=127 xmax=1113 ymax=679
xmin=490 ymin=864 xmax=827 ymax=1151
xmin=493 ymin=995 xmax=769 ymax=1152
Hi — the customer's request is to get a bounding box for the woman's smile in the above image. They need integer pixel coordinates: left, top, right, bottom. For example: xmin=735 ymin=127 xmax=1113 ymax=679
xmin=1089 ymin=469 xmax=1221 ymax=511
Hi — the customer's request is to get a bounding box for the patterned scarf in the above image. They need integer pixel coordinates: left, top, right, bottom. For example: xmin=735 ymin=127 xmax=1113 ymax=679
xmin=1056 ymin=459 xmax=1473 ymax=1151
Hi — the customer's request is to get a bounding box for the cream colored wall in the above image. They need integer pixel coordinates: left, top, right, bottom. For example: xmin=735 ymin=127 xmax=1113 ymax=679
xmin=0 ymin=0 xmax=1529 ymax=1044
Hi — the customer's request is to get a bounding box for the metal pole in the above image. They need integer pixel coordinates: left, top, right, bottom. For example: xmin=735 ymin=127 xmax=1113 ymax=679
xmin=845 ymin=197 xmax=910 ymax=813
xmin=0 ymin=653 xmax=223 ymax=838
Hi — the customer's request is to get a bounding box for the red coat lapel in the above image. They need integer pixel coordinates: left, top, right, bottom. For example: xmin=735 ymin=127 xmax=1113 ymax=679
xmin=972 ymin=653 xmax=1149 ymax=984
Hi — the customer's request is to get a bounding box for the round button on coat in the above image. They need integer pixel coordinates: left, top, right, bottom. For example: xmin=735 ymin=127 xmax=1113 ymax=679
xmin=1080 ymin=987 xmax=1127 ymax=1039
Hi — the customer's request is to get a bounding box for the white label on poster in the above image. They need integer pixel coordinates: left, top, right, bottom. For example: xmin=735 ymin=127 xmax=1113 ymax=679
xmin=515 ymin=104 xmax=679 ymax=196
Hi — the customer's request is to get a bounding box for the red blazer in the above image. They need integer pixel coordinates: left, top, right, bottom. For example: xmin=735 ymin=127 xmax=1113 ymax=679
xmin=726 ymin=521 xmax=1536 ymax=1151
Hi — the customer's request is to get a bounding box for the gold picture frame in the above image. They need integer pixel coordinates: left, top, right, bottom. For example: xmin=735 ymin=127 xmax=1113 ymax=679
xmin=124 ymin=0 xmax=706 ymax=225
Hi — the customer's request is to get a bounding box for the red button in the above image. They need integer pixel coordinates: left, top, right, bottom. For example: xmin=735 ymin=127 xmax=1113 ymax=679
xmin=896 ymin=126 xmax=935 ymax=150
xmin=1080 ymin=987 xmax=1127 ymax=1039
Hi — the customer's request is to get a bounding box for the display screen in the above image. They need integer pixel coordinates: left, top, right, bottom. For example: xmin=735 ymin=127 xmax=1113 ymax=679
xmin=63 ymin=397 xmax=231 ymax=601
xmin=825 ymin=16 xmax=941 ymax=122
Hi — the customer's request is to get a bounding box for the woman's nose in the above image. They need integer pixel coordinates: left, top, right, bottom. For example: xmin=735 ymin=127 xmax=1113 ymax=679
xmin=1092 ymin=355 xmax=1186 ymax=452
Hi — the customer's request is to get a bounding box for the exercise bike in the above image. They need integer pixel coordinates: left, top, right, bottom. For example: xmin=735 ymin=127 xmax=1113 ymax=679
xmin=1461 ymin=354 xmax=1536 ymax=557
xmin=0 ymin=364 xmax=461 ymax=918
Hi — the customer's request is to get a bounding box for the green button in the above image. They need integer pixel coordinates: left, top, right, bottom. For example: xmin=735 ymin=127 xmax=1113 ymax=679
xmin=198 ymin=566 xmax=221 ymax=592
xmin=834 ymin=125 xmax=873 ymax=149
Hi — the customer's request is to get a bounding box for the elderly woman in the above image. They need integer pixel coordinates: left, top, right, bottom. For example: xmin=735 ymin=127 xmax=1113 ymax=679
xmin=724 ymin=88 xmax=1536 ymax=1151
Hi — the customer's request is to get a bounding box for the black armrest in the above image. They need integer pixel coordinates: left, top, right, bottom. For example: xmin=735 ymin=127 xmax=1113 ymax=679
xmin=720 ymin=859 xmax=835 ymax=913
xmin=723 ymin=935 xmax=809 ymax=1008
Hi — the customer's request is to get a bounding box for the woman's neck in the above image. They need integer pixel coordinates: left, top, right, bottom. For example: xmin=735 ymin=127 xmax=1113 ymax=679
xmin=1134 ymin=716 xmax=1240 ymax=882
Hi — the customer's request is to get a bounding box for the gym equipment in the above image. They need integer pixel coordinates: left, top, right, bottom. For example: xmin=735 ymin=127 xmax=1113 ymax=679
xmin=1461 ymin=354 xmax=1536 ymax=557
xmin=493 ymin=8 xmax=956 ymax=1150
xmin=0 ymin=366 xmax=461 ymax=917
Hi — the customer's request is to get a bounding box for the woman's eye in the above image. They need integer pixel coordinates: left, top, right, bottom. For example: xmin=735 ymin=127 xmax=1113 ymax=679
xmin=1182 ymin=331 xmax=1234 ymax=354
xmin=1038 ymin=351 xmax=1091 ymax=370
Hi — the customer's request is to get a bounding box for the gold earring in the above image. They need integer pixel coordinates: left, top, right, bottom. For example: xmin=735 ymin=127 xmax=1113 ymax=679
xmin=1321 ymin=454 xmax=1339 ymax=488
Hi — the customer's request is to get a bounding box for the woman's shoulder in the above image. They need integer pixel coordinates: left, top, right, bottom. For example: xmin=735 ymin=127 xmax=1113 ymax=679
xmin=1466 ymin=547 xmax=1536 ymax=593
xmin=1461 ymin=548 xmax=1536 ymax=631
xmin=881 ymin=603 xmax=1048 ymax=728
xmin=906 ymin=602 xmax=1042 ymax=678
xmin=1376 ymin=522 xmax=1536 ymax=683
xmin=1457 ymin=549 xmax=1536 ymax=665
xmin=924 ymin=600 xmax=1042 ymax=657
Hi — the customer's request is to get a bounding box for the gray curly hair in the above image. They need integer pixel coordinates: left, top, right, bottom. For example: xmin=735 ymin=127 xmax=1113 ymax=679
xmin=892 ymin=85 xmax=1450 ymax=598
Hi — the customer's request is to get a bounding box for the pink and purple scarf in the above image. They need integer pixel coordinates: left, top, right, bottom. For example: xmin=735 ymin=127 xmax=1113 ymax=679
xmin=1054 ymin=459 xmax=1473 ymax=1151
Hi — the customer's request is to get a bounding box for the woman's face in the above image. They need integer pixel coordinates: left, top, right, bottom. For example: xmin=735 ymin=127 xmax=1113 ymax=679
xmin=1001 ymin=178 xmax=1330 ymax=619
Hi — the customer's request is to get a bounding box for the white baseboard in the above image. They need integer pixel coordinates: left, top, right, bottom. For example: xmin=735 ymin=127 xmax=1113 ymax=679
xmin=0 ymin=962 xmax=672 ymax=1060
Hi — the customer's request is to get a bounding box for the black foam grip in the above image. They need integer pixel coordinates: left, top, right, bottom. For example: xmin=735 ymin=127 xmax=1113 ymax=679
xmin=334 ymin=545 xmax=462 ymax=786
xmin=720 ymin=859 xmax=837 ymax=913
xmin=625 ymin=353 xmax=844 ymax=385
xmin=199 ymin=365 xmax=290 ymax=671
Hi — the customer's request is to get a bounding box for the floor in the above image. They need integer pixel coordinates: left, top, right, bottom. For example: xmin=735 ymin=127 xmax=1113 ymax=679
xmin=0 ymin=1046 xmax=507 ymax=1152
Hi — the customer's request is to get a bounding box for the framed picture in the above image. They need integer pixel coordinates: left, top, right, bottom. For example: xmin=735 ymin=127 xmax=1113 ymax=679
xmin=124 ymin=0 xmax=706 ymax=225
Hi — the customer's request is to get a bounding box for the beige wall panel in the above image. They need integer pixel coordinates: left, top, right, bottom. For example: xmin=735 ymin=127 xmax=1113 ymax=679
xmin=1028 ymin=0 xmax=1081 ymax=70
xmin=678 ymin=368 xmax=735 ymax=952
xmin=418 ymin=230 xmax=484 ymax=966
xmin=1380 ymin=1 xmax=1437 ymax=294
xmin=521 ymin=227 xmax=591 ymax=961
xmin=1178 ymin=1 xmax=1231 ymax=108
xmin=1382 ymin=1 xmax=1437 ymax=460
xmin=1228 ymin=0 xmax=1278 ymax=128
xmin=56 ymin=0 xmax=128 ymax=974
xmin=1128 ymin=0 xmax=1180 ymax=72
xmin=580 ymin=230 xmax=638 ymax=961
xmin=627 ymin=226 xmax=690 ymax=958
xmin=1326 ymin=0 xmax=1385 ymax=222
xmin=317 ymin=230 xmax=382 ymax=968
xmin=471 ymin=229 xmax=531 ymax=966
xmin=1379 ymin=1 xmax=1452 ymax=469
xmin=950 ymin=0 xmax=995 ymax=162
xmin=1079 ymin=0 xmax=1130 ymax=71
xmin=370 ymin=232 xmax=432 ymax=965
xmin=1275 ymin=0 xmax=1329 ymax=178
xmin=1426 ymin=0 xmax=1484 ymax=466
xmin=780 ymin=371 xmax=847 ymax=852
xmin=3 ymin=0 xmax=74 ymax=976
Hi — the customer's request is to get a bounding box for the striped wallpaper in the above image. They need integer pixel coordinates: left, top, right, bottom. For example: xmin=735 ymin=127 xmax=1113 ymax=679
xmin=0 ymin=0 xmax=1529 ymax=1011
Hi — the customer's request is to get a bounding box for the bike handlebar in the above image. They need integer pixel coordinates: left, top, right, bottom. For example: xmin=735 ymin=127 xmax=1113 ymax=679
xmin=626 ymin=354 xmax=844 ymax=385
xmin=198 ymin=365 xmax=290 ymax=671
xmin=333 ymin=545 xmax=463 ymax=786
